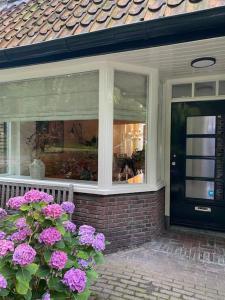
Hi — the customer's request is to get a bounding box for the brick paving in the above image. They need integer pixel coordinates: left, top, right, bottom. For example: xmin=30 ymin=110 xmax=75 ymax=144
xmin=91 ymin=227 xmax=225 ymax=299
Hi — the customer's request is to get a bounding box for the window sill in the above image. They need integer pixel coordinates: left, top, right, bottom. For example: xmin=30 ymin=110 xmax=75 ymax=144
xmin=0 ymin=176 xmax=165 ymax=195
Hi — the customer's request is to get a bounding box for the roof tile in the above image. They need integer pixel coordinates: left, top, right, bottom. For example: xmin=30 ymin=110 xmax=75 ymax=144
xmin=0 ymin=0 xmax=224 ymax=49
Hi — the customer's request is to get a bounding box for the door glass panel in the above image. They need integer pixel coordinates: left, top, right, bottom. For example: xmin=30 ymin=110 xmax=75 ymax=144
xmin=194 ymin=82 xmax=216 ymax=97
xmin=219 ymin=81 xmax=225 ymax=95
xmin=186 ymin=159 xmax=215 ymax=178
xmin=172 ymin=84 xmax=192 ymax=98
xmin=187 ymin=116 xmax=216 ymax=135
xmin=186 ymin=180 xmax=214 ymax=200
xmin=186 ymin=138 xmax=215 ymax=156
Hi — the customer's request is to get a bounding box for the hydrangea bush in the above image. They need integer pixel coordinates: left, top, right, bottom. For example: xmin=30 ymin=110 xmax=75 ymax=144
xmin=0 ymin=190 xmax=106 ymax=300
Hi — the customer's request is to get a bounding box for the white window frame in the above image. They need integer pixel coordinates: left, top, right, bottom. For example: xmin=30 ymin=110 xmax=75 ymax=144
xmin=0 ymin=59 xmax=163 ymax=195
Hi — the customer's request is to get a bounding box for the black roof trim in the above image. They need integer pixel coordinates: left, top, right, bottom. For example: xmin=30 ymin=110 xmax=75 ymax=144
xmin=1 ymin=6 xmax=225 ymax=69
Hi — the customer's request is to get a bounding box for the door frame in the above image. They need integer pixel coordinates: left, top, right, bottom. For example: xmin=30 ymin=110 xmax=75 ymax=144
xmin=164 ymin=74 xmax=225 ymax=226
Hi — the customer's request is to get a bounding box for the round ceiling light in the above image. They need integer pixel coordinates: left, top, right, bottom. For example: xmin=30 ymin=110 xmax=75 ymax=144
xmin=191 ymin=57 xmax=216 ymax=68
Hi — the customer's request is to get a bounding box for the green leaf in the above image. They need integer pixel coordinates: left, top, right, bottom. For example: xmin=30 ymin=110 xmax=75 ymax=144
xmin=86 ymin=269 xmax=98 ymax=281
xmin=16 ymin=278 xmax=29 ymax=295
xmin=16 ymin=269 xmax=31 ymax=283
xmin=55 ymin=240 xmax=65 ymax=249
xmin=93 ymin=252 xmax=104 ymax=264
xmin=48 ymin=277 xmax=64 ymax=292
xmin=0 ymin=289 xmax=9 ymax=296
xmin=74 ymin=290 xmax=91 ymax=300
xmin=20 ymin=204 xmax=30 ymax=211
xmin=56 ymin=224 xmax=66 ymax=235
xmin=24 ymin=289 xmax=32 ymax=300
xmin=77 ymin=251 xmax=90 ymax=260
xmin=65 ymin=259 xmax=75 ymax=269
xmin=24 ymin=263 xmax=39 ymax=275
xmin=44 ymin=249 xmax=52 ymax=263
xmin=36 ymin=266 xmax=50 ymax=278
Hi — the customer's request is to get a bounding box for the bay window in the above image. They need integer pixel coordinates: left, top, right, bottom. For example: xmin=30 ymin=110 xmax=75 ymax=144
xmin=0 ymin=62 xmax=161 ymax=193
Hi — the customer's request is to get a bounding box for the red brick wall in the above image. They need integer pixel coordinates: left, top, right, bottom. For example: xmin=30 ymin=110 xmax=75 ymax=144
xmin=73 ymin=188 xmax=165 ymax=252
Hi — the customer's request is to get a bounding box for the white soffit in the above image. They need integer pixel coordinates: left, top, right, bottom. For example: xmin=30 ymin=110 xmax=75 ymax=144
xmin=102 ymin=36 xmax=225 ymax=79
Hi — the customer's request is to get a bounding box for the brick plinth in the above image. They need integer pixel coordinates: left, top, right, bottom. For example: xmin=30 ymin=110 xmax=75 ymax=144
xmin=73 ymin=188 xmax=165 ymax=253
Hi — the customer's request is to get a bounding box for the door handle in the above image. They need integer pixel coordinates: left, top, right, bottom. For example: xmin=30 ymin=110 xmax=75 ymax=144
xmin=195 ymin=206 xmax=211 ymax=213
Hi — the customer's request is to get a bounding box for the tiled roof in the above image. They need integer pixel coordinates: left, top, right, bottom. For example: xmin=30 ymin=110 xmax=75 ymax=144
xmin=0 ymin=0 xmax=225 ymax=49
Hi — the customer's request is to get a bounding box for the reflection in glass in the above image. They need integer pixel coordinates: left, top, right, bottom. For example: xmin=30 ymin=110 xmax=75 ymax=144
xmin=186 ymin=138 xmax=215 ymax=156
xmin=172 ymin=84 xmax=192 ymax=98
xmin=219 ymin=81 xmax=225 ymax=95
xmin=113 ymin=71 xmax=148 ymax=184
xmin=194 ymin=81 xmax=216 ymax=97
xmin=186 ymin=159 xmax=215 ymax=178
xmin=186 ymin=180 xmax=214 ymax=200
xmin=187 ymin=116 xmax=216 ymax=135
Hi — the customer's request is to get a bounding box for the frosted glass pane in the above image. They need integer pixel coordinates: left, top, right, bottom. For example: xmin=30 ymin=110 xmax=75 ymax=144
xmin=186 ymin=138 xmax=215 ymax=156
xmin=172 ymin=84 xmax=192 ymax=98
xmin=194 ymin=82 xmax=216 ymax=97
xmin=186 ymin=159 xmax=215 ymax=178
xmin=187 ymin=116 xmax=216 ymax=135
xmin=186 ymin=180 xmax=214 ymax=200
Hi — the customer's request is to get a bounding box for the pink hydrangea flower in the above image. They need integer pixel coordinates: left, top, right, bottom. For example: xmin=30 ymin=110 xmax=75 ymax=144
xmin=39 ymin=228 xmax=62 ymax=246
xmin=42 ymin=204 xmax=63 ymax=219
xmin=24 ymin=189 xmax=43 ymax=203
xmin=11 ymin=228 xmax=32 ymax=242
xmin=6 ymin=196 xmax=27 ymax=210
xmin=15 ymin=217 xmax=27 ymax=229
xmin=39 ymin=192 xmax=54 ymax=203
xmin=13 ymin=243 xmax=36 ymax=266
xmin=0 ymin=231 xmax=5 ymax=240
xmin=63 ymin=221 xmax=76 ymax=233
xmin=79 ymin=234 xmax=94 ymax=246
xmin=0 ymin=208 xmax=7 ymax=219
xmin=62 ymin=268 xmax=86 ymax=293
xmin=49 ymin=251 xmax=67 ymax=270
xmin=42 ymin=292 xmax=50 ymax=300
xmin=0 ymin=240 xmax=14 ymax=257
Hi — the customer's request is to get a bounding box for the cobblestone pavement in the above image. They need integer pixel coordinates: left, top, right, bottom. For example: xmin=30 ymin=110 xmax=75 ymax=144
xmin=91 ymin=228 xmax=225 ymax=300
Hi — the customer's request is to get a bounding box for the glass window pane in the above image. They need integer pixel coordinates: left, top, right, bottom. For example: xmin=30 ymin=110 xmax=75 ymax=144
xmin=194 ymin=82 xmax=216 ymax=97
xmin=186 ymin=138 xmax=215 ymax=156
xmin=187 ymin=116 xmax=216 ymax=135
xmin=219 ymin=81 xmax=225 ymax=95
xmin=0 ymin=122 xmax=8 ymax=174
xmin=0 ymin=71 xmax=99 ymax=182
xmin=186 ymin=180 xmax=214 ymax=200
xmin=186 ymin=159 xmax=215 ymax=178
xmin=113 ymin=71 xmax=148 ymax=184
xmin=172 ymin=84 xmax=192 ymax=98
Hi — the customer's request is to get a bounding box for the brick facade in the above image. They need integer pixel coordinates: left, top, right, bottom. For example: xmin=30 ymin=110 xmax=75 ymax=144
xmin=73 ymin=188 xmax=165 ymax=253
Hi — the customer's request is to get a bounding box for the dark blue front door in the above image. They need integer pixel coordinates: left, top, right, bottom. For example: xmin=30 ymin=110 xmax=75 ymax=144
xmin=171 ymin=101 xmax=225 ymax=231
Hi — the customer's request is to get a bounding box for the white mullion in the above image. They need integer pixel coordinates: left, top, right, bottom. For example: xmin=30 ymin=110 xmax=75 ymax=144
xmin=147 ymin=68 xmax=159 ymax=186
xmin=98 ymin=64 xmax=114 ymax=189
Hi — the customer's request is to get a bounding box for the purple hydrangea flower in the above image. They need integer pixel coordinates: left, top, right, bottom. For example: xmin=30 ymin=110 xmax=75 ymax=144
xmin=61 ymin=202 xmax=75 ymax=214
xmin=49 ymin=250 xmax=67 ymax=270
xmin=13 ymin=243 xmax=36 ymax=266
xmin=6 ymin=196 xmax=27 ymax=210
xmin=78 ymin=258 xmax=92 ymax=269
xmin=11 ymin=228 xmax=32 ymax=242
xmin=39 ymin=192 xmax=54 ymax=203
xmin=0 ymin=231 xmax=5 ymax=240
xmin=0 ymin=208 xmax=7 ymax=219
xmin=42 ymin=292 xmax=50 ymax=300
xmin=42 ymin=204 xmax=63 ymax=219
xmin=63 ymin=221 xmax=76 ymax=233
xmin=0 ymin=240 xmax=14 ymax=257
xmin=92 ymin=233 xmax=105 ymax=252
xmin=79 ymin=234 xmax=94 ymax=246
xmin=0 ymin=273 xmax=7 ymax=289
xmin=15 ymin=217 xmax=27 ymax=229
xmin=78 ymin=225 xmax=95 ymax=236
xmin=39 ymin=228 xmax=61 ymax=246
xmin=62 ymin=268 xmax=86 ymax=293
